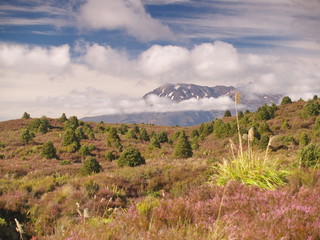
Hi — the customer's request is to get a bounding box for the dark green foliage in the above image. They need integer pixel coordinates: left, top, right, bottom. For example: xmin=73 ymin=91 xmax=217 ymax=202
xmin=59 ymin=113 xmax=67 ymax=122
xmin=259 ymin=135 xmax=270 ymax=150
xmin=62 ymin=129 xmax=79 ymax=147
xmin=41 ymin=141 xmax=57 ymax=159
xmin=79 ymin=145 xmax=91 ymax=157
xmin=64 ymin=116 xmax=79 ymax=130
xmin=313 ymin=95 xmax=318 ymax=101
xmin=255 ymin=104 xmax=276 ymax=121
xmin=83 ymin=124 xmax=95 ymax=140
xmin=258 ymin=121 xmax=272 ymax=134
xmin=149 ymin=136 xmax=161 ymax=149
xmin=299 ymin=133 xmax=310 ymax=147
xmin=224 ymin=109 xmax=232 ymax=117
xmin=190 ymin=129 xmax=199 ymax=139
xmin=198 ymin=122 xmax=214 ymax=139
xmin=300 ymin=101 xmax=320 ymax=118
xmin=84 ymin=179 xmax=99 ymax=198
xmin=75 ymin=127 xmax=87 ymax=140
xmin=117 ymin=148 xmax=145 ymax=167
xmin=174 ymin=131 xmax=193 ymax=158
xmin=133 ymin=125 xmax=140 ymax=134
xmin=140 ymin=127 xmax=150 ymax=141
xmin=299 ymin=144 xmax=320 ymax=167
xmin=157 ymin=131 xmax=168 ymax=143
xmin=60 ymin=160 xmax=71 ymax=165
xmin=28 ymin=117 xmax=50 ymax=134
xmin=281 ymin=119 xmax=291 ymax=130
xmin=106 ymin=127 xmax=122 ymax=151
xmin=20 ymin=128 xmax=35 ymax=144
xmin=313 ymin=117 xmax=320 ymax=137
xmin=244 ymin=109 xmax=250 ymax=115
xmin=80 ymin=157 xmax=102 ymax=175
xmin=237 ymin=111 xmax=244 ymax=119
xmin=118 ymin=124 xmax=128 ymax=135
xmin=125 ymin=129 xmax=138 ymax=139
xmin=105 ymin=150 xmax=117 ymax=161
xmin=213 ymin=119 xmax=231 ymax=138
xmin=281 ymin=96 xmax=292 ymax=105
xmin=22 ymin=112 xmax=30 ymax=119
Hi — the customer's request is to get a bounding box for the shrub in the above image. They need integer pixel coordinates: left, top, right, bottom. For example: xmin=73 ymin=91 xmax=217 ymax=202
xmin=281 ymin=96 xmax=292 ymax=105
xmin=214 ymin=119 xmax=231 ymax=138
xmin=59 ymin=113 xmax=68 ymax=122
xmin=299 ymin=144 xmax=320 ymax=167
xmin=60 ymin=160 xmax=72 ymax=165
xmin=224 ymin=109 xmax=232 ymax=117
xmin=255 ymin=104 xmax=275 ymax=121
xmin=173 ymin=131 xmax=193 ymax=158
xmin=20 ymin=128 xmax=35 ymax=144
xmin=62 ymin=128 xmax=80 ymax=151
xmin=313 ymin=117 xmax=320 ymax=136
xmin=157 ymin=131 xmax=168 ymax=143
xmin=118 ymin=124 xmax=128 ymax=135
xmin=259 ymin=135 xmax=270 ymax=150
xmin=79 ymin=145 xmax=91 ymax=157
xmin=41 ymin=141 xmax=58 ymax=159
xmin=117 ymin=148 xmax=145 ymax=167
xmin=139 ymin=127 xmax=150 ymax=141
xmin=299 ymin=133 xmax=310 ymax=147
xmin=125 ymin=129 xmax=138 ymax=139
xmin=105 ymin=150 xmax=117 ymax=161
xmin=81 ymin=157 xmax=102 ymax=175
xmin=149 ymin=136 xmax=161 ymax=149
xmin=300 ymin=101 xmax=320 ymax=118
xmin=22 ymin=112 xmax=30 ymax=119
xmin=281 ymin=119 xmax=291 ymax=130
xmin=84 ymin=179 xmax=99 ymax=198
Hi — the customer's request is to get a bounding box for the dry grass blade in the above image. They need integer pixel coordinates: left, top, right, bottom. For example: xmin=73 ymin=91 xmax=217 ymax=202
xmin=15 ymin=218 xmax=24 ymax=240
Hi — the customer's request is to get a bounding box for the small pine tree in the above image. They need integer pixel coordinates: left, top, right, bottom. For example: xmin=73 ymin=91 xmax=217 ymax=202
xmin=59 ymin=113 xmax=68 ymax=122
xmin=41 ymin=141 xmax=58 ymax=159
xmin=20 ymin=128 xmax=35 ymax=144
xmin=157 ymin=131 xmax=168 ymax=143
xmin=173 ymin=131 xmax=193 ymax=158
xmin=105 ymin=150 xmax=117 ymax=161
xmin=224 ymin=110 xmax=232 ymax=117
xmin=300 ymin=101 xmax=320 ymax=118
xmin=117 ymin=148 xmax=145 ymax=167
xmin=22 ymin=112 xmax=30 ymax=119
xmin=140 ymin=127 xmax=150 ymax=141
xmin=81 ymin=157 xmax=102 ymax=175
xmin=149 ymin=136 xmax=161 ymax=149
xmin=299 ymin=144 xmax=320 ymax=167
xmin=281 ymin=96 xmax=292 ymax=105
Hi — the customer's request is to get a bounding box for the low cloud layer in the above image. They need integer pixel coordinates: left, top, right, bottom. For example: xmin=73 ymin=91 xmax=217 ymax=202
xmin=0 ymin=41 xmax=319 ymax=120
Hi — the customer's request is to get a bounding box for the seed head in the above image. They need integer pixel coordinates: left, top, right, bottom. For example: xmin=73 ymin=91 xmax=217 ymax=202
xmin=235 ymin=92 xmax=240 ymax=104
xmin=248 ymin=127 xmax=255 ymax=142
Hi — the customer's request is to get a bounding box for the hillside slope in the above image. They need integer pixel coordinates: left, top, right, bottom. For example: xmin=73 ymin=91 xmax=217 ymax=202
xmin=0 ymin=97 xmax=320 ymax=240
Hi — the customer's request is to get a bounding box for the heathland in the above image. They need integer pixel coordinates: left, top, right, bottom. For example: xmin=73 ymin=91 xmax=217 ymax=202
xmin=0 ymin=96 xmax=320 ymax=240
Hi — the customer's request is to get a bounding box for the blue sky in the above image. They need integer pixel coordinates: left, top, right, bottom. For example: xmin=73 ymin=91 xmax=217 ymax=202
xmin=0 ymin=0 xmax=320 ymax=120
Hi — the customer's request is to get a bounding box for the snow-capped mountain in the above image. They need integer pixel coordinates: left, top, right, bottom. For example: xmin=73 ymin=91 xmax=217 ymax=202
xmin=143 ymin=83 xmax=235 ymax=102
xmin=143 ymin=83 xmax=282 ymax=108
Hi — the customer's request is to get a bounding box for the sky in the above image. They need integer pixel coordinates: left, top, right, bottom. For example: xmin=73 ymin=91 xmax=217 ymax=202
xmin=0 ymin=0 xmax=320 ymax=120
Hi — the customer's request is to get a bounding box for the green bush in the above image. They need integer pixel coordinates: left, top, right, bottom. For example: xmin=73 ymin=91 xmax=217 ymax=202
xmin=255 ymin=104 xmax=276 ymax=121
xmin=139 ymin=127 xmax=150 ymax=141
xmin=59 ymin=113 xmax=68 ymax=122
xmin=117 ymin=148 xmax=145 ymax=167
xmin=105 ymin=150 xmax=117 ymax=161
xmin=79 ymin=145 xmax=91 ymax=157
xmin=299 ymin=133 xmax=310 ymax=147
xmin=22 ymin=112 xmax=30 ymax=119
xmin=41 ymin=141 xmax=58 ymax=159
xmin=84 ymin=179 xmax=100 ymax=198
xmin=157 ymin=131 xmax=168 ymax=143
xmin=20 ymin=128 xmax=35 ymax=144
xmin=173 ymin=131 xmax=193 ymax=158
xmin=224 ymin=109 xmax=232 ymax=117
xmin=299 ymin=144 xmax=320 ymax=167
xmin=259 ymin=135 xmax=270 ymax=149
xmin=281 ymin=96 xmax=292 ymax=105
xmin=81 ymin=157 xmax=102 ymax=175
xmin=149 ymin=136 xmax=161 ymax=149
xmin=300 ymin=101 xmax=320 ymax=118
xmin=214 ymin=119 xmax=231 ymax=139
xmin=60 ymin=160 xmax=72 ymax=165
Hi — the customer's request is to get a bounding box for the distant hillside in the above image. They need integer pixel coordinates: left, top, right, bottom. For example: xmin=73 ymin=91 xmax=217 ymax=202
xmin=81 ymin=110 xmax=222 ymax=126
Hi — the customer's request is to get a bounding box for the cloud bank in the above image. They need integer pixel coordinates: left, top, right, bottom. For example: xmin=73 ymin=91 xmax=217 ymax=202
xmin=0 ymin=41 xmax=319 ymax=120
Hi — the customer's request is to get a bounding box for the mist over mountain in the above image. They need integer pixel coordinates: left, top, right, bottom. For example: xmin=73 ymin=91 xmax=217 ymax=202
xmin=82 ymin=83 xmax=282 ymax=126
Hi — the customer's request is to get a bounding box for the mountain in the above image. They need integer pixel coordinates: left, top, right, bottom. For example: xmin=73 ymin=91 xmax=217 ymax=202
xmin=143 ymin=83 xmax=235 ymax=102
xmin=82 ymin=83 xmax=283 ymax=126
xmin=143 ymin=83 xmax=282 ymax=108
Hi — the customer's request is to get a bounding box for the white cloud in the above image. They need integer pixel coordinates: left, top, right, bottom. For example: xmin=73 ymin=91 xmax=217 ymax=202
xmin=139 ymin=45 xmax=189 ymax=76
xmin=190 ymin=41 xmax=241 ymax=80
xmin=78 ymin=0 xmax=173 ymax=41
xmin=1 ymin=41 xmax=320 ymax=121
xmin=0 ymin=43 xmax=70 ymax=73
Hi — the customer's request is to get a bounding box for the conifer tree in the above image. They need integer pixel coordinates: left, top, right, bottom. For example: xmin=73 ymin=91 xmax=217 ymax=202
xmin=41 ymin=141 xmax=58 ymax=159
xmin=174 ymin=131 xmax=193 ymax=158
